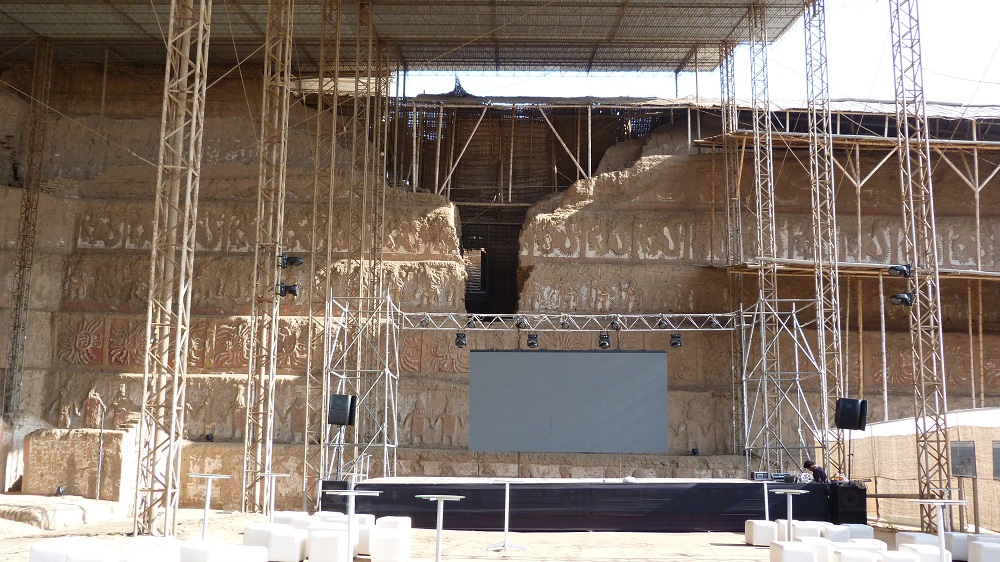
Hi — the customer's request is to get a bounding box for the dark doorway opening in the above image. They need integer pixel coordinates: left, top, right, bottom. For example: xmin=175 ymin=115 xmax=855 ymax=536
xmin=459 ymin=207 xmax=525 ymax=314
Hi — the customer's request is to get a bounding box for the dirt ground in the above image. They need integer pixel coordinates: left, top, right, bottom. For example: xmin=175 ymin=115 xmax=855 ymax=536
xmin=0 ymin=507 xmax=784 ymax=562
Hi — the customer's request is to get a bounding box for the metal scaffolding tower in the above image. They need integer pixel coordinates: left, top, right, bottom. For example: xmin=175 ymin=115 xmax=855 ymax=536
xmin=303 ymin=0 xmax=343 ymax=511
xmin=243 ymin=0 xmax=295 ymax=515
xmin=746 ymin=3 xmax=784 ymax=473
xmin=133 ymin=0 xmax=211 ymax=536
xmin=889 ymin=0 xmax=951 ymax=532
xmin=3 ymin=38 xmax=52 ymax=421
xmin=324 ymin=0 xmax=399 ymax=483
xmin=803 ymin=0 xmax=845 ymax=474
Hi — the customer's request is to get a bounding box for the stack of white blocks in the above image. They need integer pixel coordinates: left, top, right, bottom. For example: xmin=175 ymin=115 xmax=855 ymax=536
xmin=761 ymin=525 xmax=1000 ymax=562
xmin=29 ymin=536 xmax=267 ymax=562
xmin=240 ymin=510 xmax=413 ymax=562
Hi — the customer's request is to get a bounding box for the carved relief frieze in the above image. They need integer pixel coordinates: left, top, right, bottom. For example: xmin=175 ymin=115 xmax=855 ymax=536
xmin=56 ymin=315 xmax=105 ymax=365
xmin=421 ymin=331 xmax=469 ymax=374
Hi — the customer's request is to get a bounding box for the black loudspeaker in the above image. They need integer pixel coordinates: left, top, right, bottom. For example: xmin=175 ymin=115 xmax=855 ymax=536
xmin=834 ymin=398 xmax=868 ymax=431
xmin=828 ymin=484 xmax=867 ymax=524
xmin=328 ymin=394 xmax=357 ymax=426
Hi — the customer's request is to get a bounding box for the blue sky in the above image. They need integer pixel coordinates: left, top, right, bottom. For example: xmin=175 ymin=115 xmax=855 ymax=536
xmin=404 ymin=0 xmax=1000 ymax=105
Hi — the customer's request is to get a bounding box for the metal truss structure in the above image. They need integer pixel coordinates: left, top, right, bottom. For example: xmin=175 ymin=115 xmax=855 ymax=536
xmin=303 ymin=0 xmax=343 ymax=513
xmin=745 ymin=3 xmax=784 ymax=473
xmin=3 ymin=38 xmax=52 ymax=420
xmin=318 ymin=0 xmax=399 ymax=490
xmin=740 ymin=299 xmax=824 ymax=472
xmin=133 ymin=0 xmax=211 ymax=536
xmin=802 ymin=0 xmax=845 ymax=474
xmin=399 ymin=312 xmax=738 ymax=333
xmin=243 ymin=0 xmax=294 ymax=515
xmin=889 ymin=0 xmax=951 ymax=532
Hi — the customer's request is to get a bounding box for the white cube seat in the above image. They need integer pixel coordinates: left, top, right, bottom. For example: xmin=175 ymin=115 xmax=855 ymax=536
xmin=833 ymin=551 xmax=879 ymax=562
xmin=969 ymin=541 xmax=1000 ymax=562
xmin=317 ymin=512 xmax=347 ymax=523
xmin=369 ymin=527 xmax=412 ymax=562
xmin=878 ymin=552 xmax=920 ymax=562
xmin=357 ymin=521 xmax=376 ymax=555
xmin=272 ymin=512 xmax=295 ymax=525
xmin=747 ymin=520 xmax=779 ymax=546
xmin=969 ymin=535 xmax=1000 ymax=544
xmin=896 ymin=532 xmax=938 ymax=549
xmin=121 ymin=537 xmax=181 ymax=562
xmin=899 ymin=544 xmax=953 ymax=562
xmin=65 ymin=546 xmax=121 ymax=562
xmin=835 ymin=540 xmax=888 ymax=554
xmin=846 ymin=525 xmax=875 ymax=540
xmin=945 ymin=532 xmax=970 ymax=561
xmin=30 ymin=538 xmax=104 ymax=562
xmin=794 ymin=522 xmax=826 ymax=539
xmin=180 ymin=539 xmax=227 ymax=562
xmin=820 ymin=524 xmax=852 ymax=542
xmin=777 ymin=519 xmax=791 ymax=541
xmin=376 ymin=516 xmax=412 ymax=530
xmin=208 ymin=545 xmax=268 ymax=562
xmin=354 ymin=514 xmax=376 ymax=527
xmin=307 ymin=530 xmax=350 ymax=562
xmin=243 ymin=522 xmax=284 ymax=548
xmin=288 ymin=513 xmax=314 ymax=530
xmin=796 ymin=537 xmax=834 ymax=562
xmin=267 ymin=526 xmax=309 ymax=562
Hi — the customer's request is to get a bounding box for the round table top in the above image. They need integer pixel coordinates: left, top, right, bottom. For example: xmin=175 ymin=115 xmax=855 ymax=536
xmin=415 ymin=494 xmax=465 ymax=501
xmin=771 ymin=489 xmax=810 ymax=495
xmin=322 ymin=489 xmax=383 ymax=496
xmin=188 ymin=473 xmax=231 ymax=479
xmin=906 ymin=498 xmax=969 ymax=505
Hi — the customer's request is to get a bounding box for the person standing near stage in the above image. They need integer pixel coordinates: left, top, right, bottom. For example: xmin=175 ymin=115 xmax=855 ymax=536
xmin=803 ymin=460 xmax=829 ymax=483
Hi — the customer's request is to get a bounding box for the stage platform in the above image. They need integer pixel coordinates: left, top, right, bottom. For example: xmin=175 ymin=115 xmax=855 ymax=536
xmin=321 ymin=477 xmax=866 ymax=533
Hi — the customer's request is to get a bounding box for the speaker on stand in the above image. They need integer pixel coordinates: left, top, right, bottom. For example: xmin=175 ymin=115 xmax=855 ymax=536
xmin=328 ymin=394 xmax=357 ymax=481
xmin=834 ymin=398 xmax=868 ymax=478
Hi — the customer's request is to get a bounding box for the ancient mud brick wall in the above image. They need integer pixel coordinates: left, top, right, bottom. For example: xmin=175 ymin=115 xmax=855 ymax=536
xmin=518 ymin=128 xmax=1000 ymax=469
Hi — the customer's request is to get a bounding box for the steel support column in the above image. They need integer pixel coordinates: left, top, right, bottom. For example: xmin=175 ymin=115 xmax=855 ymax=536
xmin=303 ymin=0 xmax=342 ymax=512
xmin=134 ymin=0 xmax=211 ymax=536
xmin=243 ymin=0 xmax=294 ymax=514
xmin=748 ymin=3 xmax=782 ymax=472
xmin=889 ymin=0 xmax=951 ymax=532
xmin=803 ymin=0 xmax=845 ymax=474
xmin=3 ymin=38 xmax=52 ymax=421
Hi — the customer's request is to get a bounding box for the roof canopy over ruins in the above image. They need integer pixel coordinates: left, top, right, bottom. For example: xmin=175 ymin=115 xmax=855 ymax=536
xmin=0 ymin=1 xmax=803 ymax=71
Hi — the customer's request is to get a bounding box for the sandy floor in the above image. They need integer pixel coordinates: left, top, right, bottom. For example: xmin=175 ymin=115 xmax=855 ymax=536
xmin=0 ymin=507 xmax=783 ymax=562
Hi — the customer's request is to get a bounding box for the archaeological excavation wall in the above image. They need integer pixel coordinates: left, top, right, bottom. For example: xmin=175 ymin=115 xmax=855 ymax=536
xmin=2 ymin=62 xmax=998 ymax=513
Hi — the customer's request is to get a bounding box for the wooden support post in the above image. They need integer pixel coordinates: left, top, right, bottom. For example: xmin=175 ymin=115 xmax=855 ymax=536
xmin=101 ymin=48 xmax=109 ymax=117
xmin=508 ymin=105 xmax=515 ymax=202
xmin=411 ymin=102 xmax=418 ymax=192
xmin=434 ymin=103 xmax=443 ymax=193
xmin=587 ymin=105 xmax=592 ymax=177
xmin=438 ymin=105 xmax=488 ymax=194
xmin=538 ymin=106 xmax=588 ymax=179
xmin=879 ymin=272 xmax=889 ymax=421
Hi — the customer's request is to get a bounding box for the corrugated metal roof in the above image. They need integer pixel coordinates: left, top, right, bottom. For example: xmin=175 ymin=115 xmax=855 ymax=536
xmin=0 ymin=0 xmax=804 ymax=72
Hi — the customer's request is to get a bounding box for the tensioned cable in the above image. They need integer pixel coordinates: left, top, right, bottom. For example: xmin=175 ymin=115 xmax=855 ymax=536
xmin=220 ymin=0 xmax=260 ymax=136
xmin=0 ymin=77 xmax=157 ymax=167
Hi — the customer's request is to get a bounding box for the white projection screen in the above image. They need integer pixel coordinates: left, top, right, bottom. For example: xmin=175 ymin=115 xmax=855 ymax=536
xmin=469 ymin=350 xmax=668 ymax=453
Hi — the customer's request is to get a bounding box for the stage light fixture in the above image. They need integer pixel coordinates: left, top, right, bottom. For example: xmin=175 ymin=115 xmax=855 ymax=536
xmin=526 ymin=333 xmax=539 ymax=348
xmin=709 ymin=316 xmax=723 ymax=328
xmin=278 ymin=283 xmax=300 ymax=297
xmin=419 ymin=314 xmax=431 ymax=327
xmin=656 ymin=314 xmax=669 ymax=329
xmin=888 ymin=263 xmax=912 ymax=278
xmin=279 ymin=253 xmax=305 ymax=268
xmin=670 ymin=333 xmax=682 ymax=348
xmin=466 ymin=317 xmax=477 ymax=328
xmin=609 ymin=317 xmax=622 ymax=331
xmin=560 ymin=316 xmax=571 ymax=329
xmin=889 ymin=292 xmax=913 ymax=306
xmin=598 ymin=332 xmax=611 ymax=349
xmin=455 ymin=332 xmax=467 ymax=348
xmin=515 ymin=316 xmax=528 ymax=329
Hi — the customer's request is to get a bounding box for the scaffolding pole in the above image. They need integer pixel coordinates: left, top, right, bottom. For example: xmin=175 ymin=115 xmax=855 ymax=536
xmin=303 ymin=0 xmax=342 ymax=512
xmin=3 ymin=38 xmax=52 ymax=421
xmin=747 ymin=2 xmax=783 ymax=473
xmin=133 ymin=0 xmax=211 ymax=536
xmin=889 ymin=0 xmax=951 ymax=532
xmin=243 ymin=0 xmax=294 ymax=515
xmin=803 ymin=0 xmax=845 ymax=474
